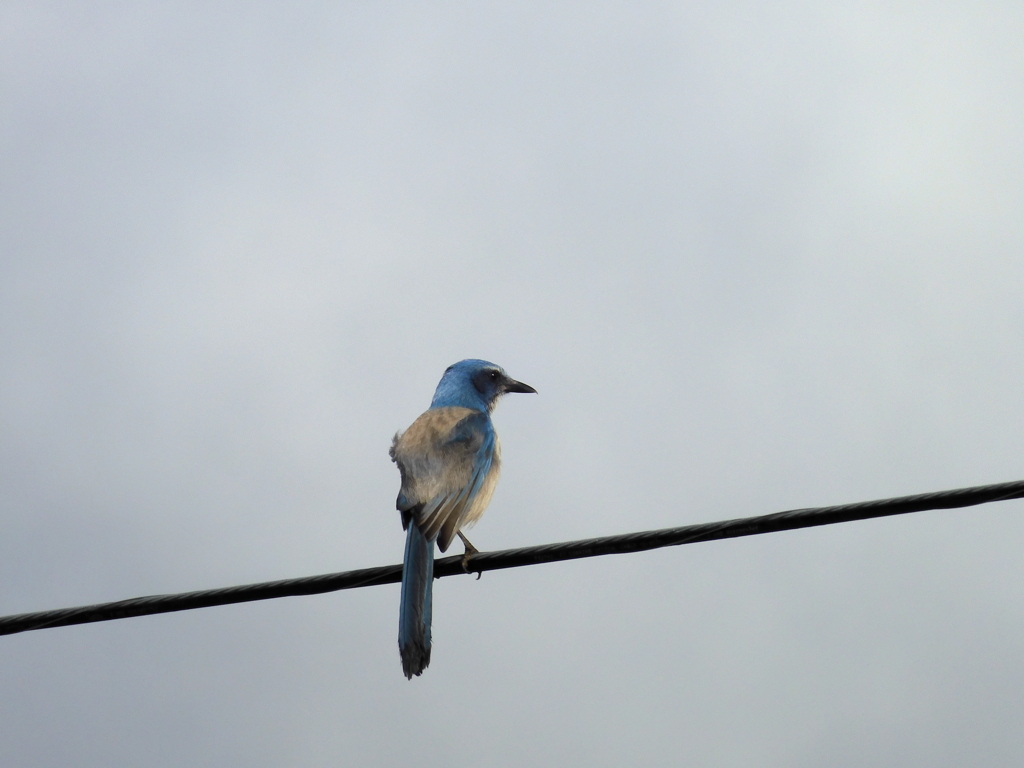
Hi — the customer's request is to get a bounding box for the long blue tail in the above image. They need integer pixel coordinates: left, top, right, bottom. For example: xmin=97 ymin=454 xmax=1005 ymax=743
xmin=398 ymin=524 xmax=434 ymax=678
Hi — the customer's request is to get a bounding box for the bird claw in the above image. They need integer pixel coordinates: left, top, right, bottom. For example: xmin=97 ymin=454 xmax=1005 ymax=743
xmin=458 ymin=532 xmax=482 ymax=579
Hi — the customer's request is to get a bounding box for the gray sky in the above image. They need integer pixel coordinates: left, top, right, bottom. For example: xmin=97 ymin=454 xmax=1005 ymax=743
xmin=2 ymin=3 xmax=1024 ymax=766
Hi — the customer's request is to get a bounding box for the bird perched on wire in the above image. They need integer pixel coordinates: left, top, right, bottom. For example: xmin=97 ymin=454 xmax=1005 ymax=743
xmin=389 ymin=359 xmax=536 ymax=678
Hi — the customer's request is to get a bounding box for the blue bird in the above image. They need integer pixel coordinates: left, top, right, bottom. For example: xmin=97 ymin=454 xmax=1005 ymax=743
xmin=390 ymin=359 xmax=536 ymax=678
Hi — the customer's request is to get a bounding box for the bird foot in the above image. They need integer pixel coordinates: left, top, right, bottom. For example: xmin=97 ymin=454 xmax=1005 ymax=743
xmin=458 ymin=532 xmax=482 ymax=579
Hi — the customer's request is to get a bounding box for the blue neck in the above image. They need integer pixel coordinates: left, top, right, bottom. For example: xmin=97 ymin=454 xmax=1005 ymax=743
xmin=430 ymin=380 xmax=489 ymax=412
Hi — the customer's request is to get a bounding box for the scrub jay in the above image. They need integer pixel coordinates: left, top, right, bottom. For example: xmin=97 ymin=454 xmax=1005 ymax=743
xmin=390 ymin=359 xmax=536 ymax=678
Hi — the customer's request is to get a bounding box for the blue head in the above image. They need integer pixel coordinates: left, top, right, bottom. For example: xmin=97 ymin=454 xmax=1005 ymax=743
xmin=429 ymin=359 xmax=537 ymax=412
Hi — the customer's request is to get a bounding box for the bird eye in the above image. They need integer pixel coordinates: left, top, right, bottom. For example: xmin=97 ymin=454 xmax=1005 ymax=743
xmin=488 ymin=370 xmax=499 ymax=380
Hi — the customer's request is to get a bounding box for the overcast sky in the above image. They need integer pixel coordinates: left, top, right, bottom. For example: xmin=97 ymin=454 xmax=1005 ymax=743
xmin=2 ymin=3 xmax=1024 ymax=766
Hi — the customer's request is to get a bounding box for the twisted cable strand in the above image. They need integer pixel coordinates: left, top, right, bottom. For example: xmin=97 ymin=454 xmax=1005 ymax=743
xmin=2 ymin=478 xmax=1022 ymax=637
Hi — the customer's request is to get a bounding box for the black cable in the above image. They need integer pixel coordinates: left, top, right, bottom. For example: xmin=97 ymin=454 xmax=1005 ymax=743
xmin=1 ymin=478 xmax=1022 ymax=637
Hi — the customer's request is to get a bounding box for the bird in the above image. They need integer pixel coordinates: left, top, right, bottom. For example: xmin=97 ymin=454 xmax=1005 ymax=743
xmin=389 ymin=359 xmax=536 ymax=678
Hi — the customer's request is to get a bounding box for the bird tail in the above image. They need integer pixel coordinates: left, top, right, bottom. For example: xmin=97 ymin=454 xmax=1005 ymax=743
xmin=398 ymin=523 xmax=434 ymax=678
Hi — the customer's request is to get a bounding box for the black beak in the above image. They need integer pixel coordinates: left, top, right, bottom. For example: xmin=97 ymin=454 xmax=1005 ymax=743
xmin=503 ymin=377 xmax=537 ymax=395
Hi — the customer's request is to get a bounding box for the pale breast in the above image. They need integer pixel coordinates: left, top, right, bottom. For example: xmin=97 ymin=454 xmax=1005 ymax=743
xmin=459 ymin=436 xmax=501 ymax=529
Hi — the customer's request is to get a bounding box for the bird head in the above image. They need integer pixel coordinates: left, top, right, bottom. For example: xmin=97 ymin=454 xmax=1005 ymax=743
xmin=430 ymin=359 xmax=537 ymax=412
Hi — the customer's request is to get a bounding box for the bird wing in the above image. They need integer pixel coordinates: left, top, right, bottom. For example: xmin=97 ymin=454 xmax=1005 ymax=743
xmin=390 ymin=407 xmax=500 ymax=552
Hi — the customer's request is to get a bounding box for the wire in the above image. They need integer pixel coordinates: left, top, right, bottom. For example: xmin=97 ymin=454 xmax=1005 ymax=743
xmin=2 ymin=478 xmax=1023 ymax=638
